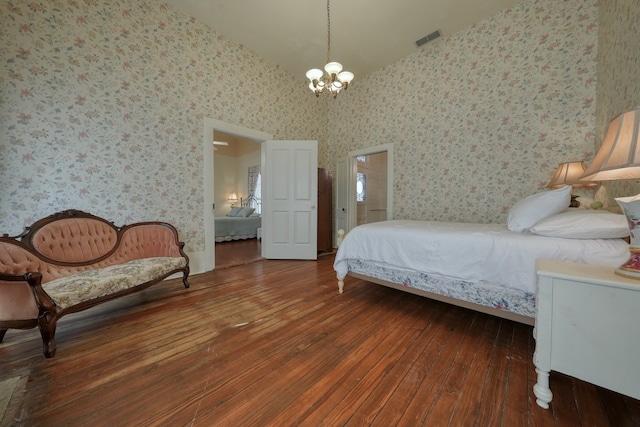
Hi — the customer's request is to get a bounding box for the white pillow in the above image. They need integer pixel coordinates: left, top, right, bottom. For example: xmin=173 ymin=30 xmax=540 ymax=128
xmin=238 ymin=207 xmax=255 ymax=217
xmin=227 ymin=207 xmax=243 ymax=217
xmin=507 ymin=185 xmax=571 ymax=232
xmin=530 ymin=208 xmax=630 ymax=239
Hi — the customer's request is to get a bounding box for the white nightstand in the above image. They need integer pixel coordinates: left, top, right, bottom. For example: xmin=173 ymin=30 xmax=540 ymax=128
xmin=534 ymin=259 xmax=640 ymax=409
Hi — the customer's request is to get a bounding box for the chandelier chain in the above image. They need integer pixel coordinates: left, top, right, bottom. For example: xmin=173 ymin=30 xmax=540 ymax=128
xmin=305 ymin=0 xmax=353 ymax=97
xmin=326 ymin=0 xmax=331 ymax=64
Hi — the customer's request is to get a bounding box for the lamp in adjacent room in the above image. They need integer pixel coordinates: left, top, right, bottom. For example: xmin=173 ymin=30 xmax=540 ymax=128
xmin=580 ymin=106 xmax=640 ymax=278
xmin=228 ymin=192 xmax=239 ymax=207
xmin=547 ymin=161 xmax=597 ymax=207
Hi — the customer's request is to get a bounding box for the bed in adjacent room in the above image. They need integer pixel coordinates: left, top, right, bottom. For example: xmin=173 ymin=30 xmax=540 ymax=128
xmin=333 ymin=186 xmax=630 ymax=325
xmin=215 ymin=199 xmax=262 ymax=242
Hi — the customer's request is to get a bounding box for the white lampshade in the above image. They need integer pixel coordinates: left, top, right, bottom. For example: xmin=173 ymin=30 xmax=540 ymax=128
xmin=547 ymin=161 xmax=597 ymax=189
xmin=580 ymin=107 xmax=640 ymax=181
xmin=324 ymin=61 xmax=343 ymax=75
xmin=577 ymin=106 xmax=640 ymax=279
xmin=306 ymin=68 xmax=323 ymax=81
xmin=337 ymin=71 xmax=354 ymax=84
xmin=228 ymin=192 xmax=238 ymax=203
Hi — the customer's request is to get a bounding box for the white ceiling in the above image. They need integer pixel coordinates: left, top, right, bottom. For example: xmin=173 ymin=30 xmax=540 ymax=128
xmin=166 ymin=0 xmax=523 ymax=80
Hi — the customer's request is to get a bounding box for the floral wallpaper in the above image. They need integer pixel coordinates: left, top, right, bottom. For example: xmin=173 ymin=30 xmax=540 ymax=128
xmin=1 ymin=0 xmax=637 ymax=257
xmin=0 ymin=0 xmax=326 ymax=253
xmin=594 ymin=0 xmax=640 ymax=201
xmin=327 ymin=0 xmax=600 ymax=224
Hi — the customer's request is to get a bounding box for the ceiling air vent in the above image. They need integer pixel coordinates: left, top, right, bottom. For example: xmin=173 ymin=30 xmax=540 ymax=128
xmin=415 ymin=30 xmax=442 ymax=47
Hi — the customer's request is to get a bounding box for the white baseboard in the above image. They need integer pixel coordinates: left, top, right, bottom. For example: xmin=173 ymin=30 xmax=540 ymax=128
xmin=186 ymin=250 xmax=213 ymax=276
xmin=165 ymin=250 xmax=212 ymax=280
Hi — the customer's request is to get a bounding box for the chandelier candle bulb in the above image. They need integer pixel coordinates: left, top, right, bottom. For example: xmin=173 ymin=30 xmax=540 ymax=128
xmin=324 ymin=61 xmax=343 ymax=75
xmin=306 ymin=69 xmax=323 ymax=81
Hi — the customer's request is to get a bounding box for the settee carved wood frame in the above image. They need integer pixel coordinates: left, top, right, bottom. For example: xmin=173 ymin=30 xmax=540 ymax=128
xmin=0 ymin=209 xmax=190 ymax=357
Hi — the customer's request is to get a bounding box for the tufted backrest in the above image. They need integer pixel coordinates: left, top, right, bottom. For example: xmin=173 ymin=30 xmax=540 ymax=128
xmin=0 ymin=240 xmax=71 ymax=282
xmin=0 ymin=240 xmax=48 ymax=276
xmin=110 ymin=224 xmax=182 ymax=262
xmin=0 ymin=210 xmax=186 ymax=284
xmin=30 ymin=218 xmax=118 ymax=263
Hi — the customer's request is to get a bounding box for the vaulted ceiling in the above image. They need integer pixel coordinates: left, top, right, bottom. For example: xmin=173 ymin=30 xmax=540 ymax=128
xmin=166 ymin=0 xmax=523 ymax=80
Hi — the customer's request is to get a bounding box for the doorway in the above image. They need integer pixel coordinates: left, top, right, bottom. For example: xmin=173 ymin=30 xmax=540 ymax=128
xmin=335 ymin=143 xmax=393 ymax=237
xmin=213 ymin=130 xmax=263 ymax=268
xmin=202 ymin=118 xmax=272 ymax=272
xmin=355 ymin=151 xmax=388 ymax=226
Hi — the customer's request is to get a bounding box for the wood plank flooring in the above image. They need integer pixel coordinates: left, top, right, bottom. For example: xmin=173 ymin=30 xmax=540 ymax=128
xmin=215 ymin=238 xmax=263 ymax=269
xmin=1 ymin=255 xmax=639 ymax=426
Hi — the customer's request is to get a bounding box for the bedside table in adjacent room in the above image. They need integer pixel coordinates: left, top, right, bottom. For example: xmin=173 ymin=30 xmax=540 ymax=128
xmin=533 ymin=259 xmax=640 ymax=409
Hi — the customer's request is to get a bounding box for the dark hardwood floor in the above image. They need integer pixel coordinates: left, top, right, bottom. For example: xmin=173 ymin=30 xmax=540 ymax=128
xmin=215 ymin=238 xmax=263 ymax=269
xmin=1 ymin=255 xmax=639 ymax=426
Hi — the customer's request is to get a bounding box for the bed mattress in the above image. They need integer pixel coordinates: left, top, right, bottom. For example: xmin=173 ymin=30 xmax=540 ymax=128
xmin=333 ymin=220 xmax=630 ymax=295
xmin=215 ymin=216 xmax=261 ymax=242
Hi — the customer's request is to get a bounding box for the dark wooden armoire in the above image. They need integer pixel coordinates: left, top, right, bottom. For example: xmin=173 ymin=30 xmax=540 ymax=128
xmin=317 ymin=168 xmax=333 ymax=252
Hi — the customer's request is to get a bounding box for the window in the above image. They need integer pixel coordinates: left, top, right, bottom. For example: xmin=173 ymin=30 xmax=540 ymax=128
xmin=356 ymin=173 xmax=366 ymax=202
xmin=248 ymin=165 xmax=261 ymax=214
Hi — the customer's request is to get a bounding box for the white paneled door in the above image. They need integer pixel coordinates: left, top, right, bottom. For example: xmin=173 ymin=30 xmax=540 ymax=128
xmin=262 ymin=140 xmax=318 ymax=260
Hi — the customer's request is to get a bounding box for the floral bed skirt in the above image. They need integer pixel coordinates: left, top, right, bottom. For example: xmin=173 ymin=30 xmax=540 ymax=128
xmin=347 ymin=259 xmax=536 ymax=319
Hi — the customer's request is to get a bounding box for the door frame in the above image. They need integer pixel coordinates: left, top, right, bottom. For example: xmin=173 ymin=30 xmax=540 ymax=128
xmin=347 ymin=143 xmax=394 ymax=231
xmin=202 ymin=118 xmax=272 ymax=272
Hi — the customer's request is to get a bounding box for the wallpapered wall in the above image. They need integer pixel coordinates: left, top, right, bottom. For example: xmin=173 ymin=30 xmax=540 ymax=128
xmin=2 ymin=0 xmax=638 ymax=255
xmin=595 ymin=0 xmax=640 ymax=200
xmin=327 ymin=0 xmax=600 ymax=223
xmin=0 ymin=0 xmax=327 ymax=253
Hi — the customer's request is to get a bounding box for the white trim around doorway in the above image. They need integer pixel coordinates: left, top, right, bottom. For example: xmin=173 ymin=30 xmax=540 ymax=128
xmin=190 ymin=118 xmax=272 ymax=274
xmin=347 ymin=143 xmax=394 ymax=231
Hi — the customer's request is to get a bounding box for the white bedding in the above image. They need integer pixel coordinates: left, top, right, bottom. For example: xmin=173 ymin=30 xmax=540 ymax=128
xmin=333 ymin=220 xmax=630 ymax=294
xmin=214 ymin=215 xmax=261 ymax=242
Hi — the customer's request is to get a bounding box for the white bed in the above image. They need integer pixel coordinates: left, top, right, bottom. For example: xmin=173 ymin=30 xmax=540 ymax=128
xmin=214 ymin=215 xmax=262 ymax=242
xmin=334 ymin=215 xmax=630 ymax=325
xmin=215 ymin=196 xmax=262 ymax=242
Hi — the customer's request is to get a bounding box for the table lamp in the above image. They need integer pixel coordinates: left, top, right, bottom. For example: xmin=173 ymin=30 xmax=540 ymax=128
xmin=580 ymin=106 xmax=640 ymax=278
xmin=228 ymin=192 xmax=239 ymax=207
xmin=547 ymin=161 xmax=597 ymax=207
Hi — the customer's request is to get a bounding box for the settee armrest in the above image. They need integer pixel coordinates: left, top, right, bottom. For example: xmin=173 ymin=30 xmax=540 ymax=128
xmin=0 ymin=272 xmax=41 ymax=325
xmin=0 ymin=271 xmax=59 ymax=351
xmin=0 ymin=272 xmax=58 ymax=320
xmin=0 ymin=272 xmax=60 ymax=357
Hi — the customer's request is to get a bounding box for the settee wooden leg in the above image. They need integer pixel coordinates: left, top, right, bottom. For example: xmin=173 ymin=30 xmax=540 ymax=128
xmin=0 ymin=329 xmax=7 ymax=343
xmin=182 ymin=268 xmax=190 ymax=289
xmin=37 ymin=316 xmax=58 ymax=358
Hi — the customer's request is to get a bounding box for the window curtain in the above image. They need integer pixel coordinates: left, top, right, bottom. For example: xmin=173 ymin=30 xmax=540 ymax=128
xmin=248 ymin=165 xmax=261 ymax=213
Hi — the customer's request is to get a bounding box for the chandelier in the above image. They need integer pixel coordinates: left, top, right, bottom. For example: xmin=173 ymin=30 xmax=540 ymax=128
xmin=305 ymin=0 xmax=354 ymax=98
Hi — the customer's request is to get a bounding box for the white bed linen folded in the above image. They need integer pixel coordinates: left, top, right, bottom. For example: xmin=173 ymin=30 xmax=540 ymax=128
xmin=333 ymin=220 xmax=630 ymax=294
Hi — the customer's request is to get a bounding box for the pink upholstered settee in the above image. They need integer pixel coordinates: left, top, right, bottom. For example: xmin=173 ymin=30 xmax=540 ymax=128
xmin=0 ymin=209 xmax=189 ymax=357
